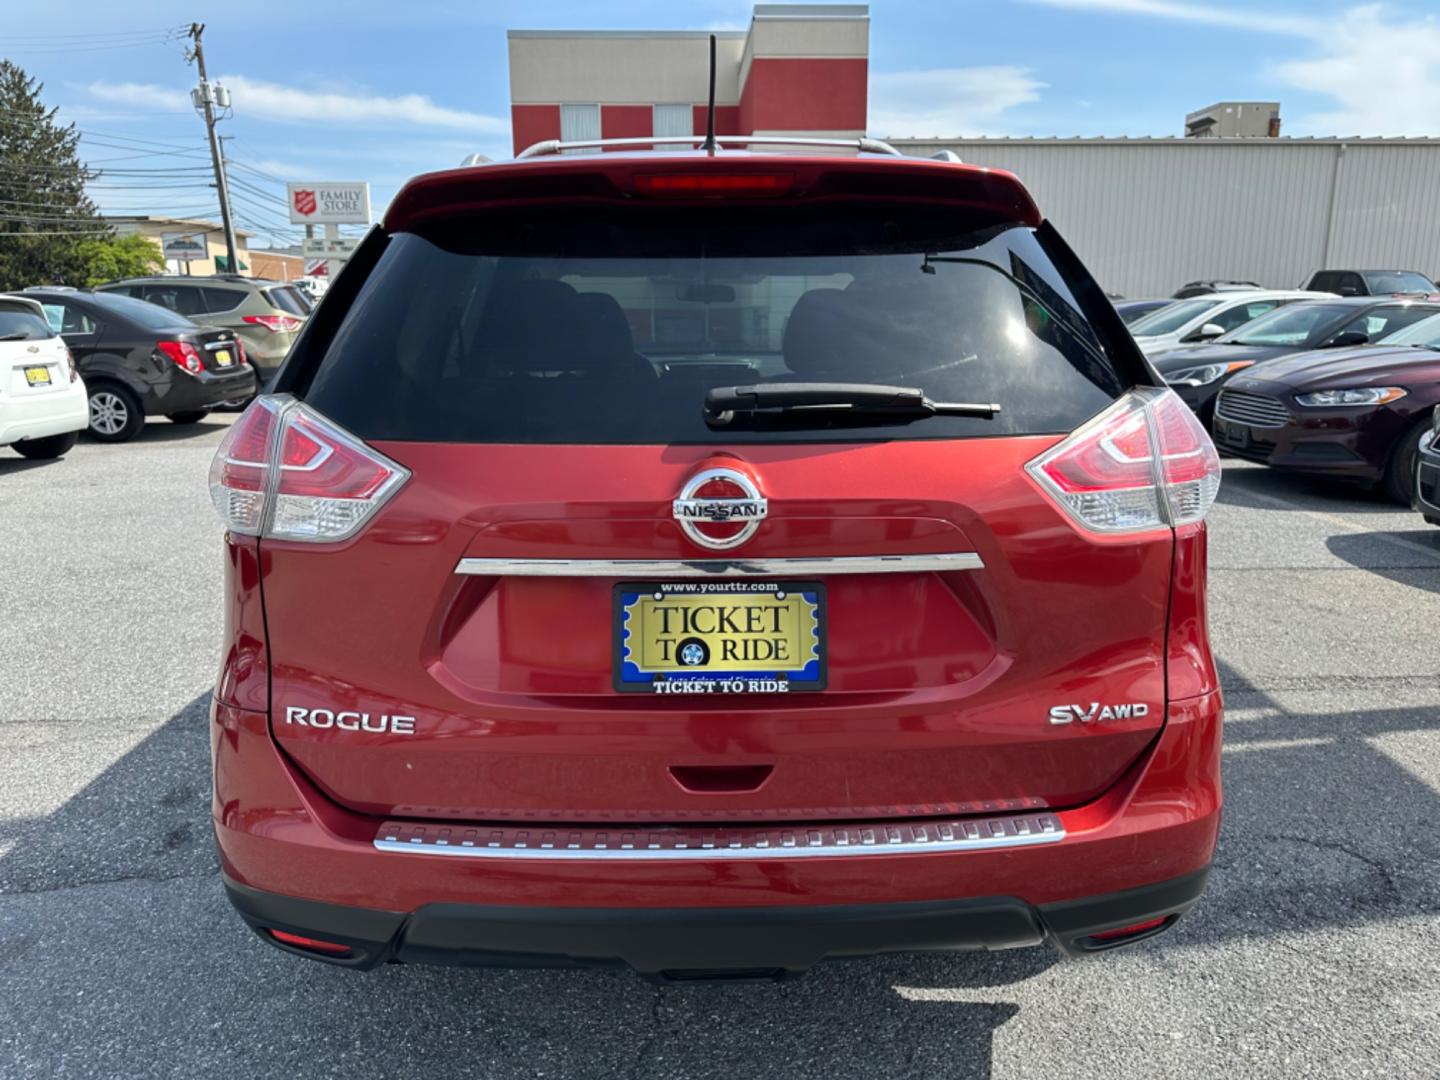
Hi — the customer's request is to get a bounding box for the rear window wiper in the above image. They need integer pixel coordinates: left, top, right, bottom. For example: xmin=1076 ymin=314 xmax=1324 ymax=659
xmin=704 ymin=382 xmax=1000 ymax=429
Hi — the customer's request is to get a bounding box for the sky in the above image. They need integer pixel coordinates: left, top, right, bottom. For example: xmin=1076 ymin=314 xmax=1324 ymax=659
xmin=6 ymin=0 xmax=1440 ymax=249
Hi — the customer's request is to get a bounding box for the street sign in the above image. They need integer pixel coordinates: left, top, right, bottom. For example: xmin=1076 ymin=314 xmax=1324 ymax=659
xmin=301 ymin=237 xmax=360 ymax=258
xmin=161 ymin=232 xmax=207 ymax=261
xmin=286 ymin=182 xmax=371 ymax=225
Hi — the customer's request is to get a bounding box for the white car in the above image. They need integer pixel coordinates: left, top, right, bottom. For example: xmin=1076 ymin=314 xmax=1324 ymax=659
xmin=0 ymin=294 xmax=88 ymax=459
xmin=1128 ymin=289 xmax=1335 ymax=357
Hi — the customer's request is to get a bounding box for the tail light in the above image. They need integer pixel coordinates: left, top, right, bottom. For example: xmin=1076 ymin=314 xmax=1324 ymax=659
xmin=242 ymin=314 xmax=303 ymax=333
xmin=1026 ymin=387 xmax=1220 ymax=534
xmin=209 ymin=395 xmax=409 ymax=542
xmin=233 ymin=337 xmax=247 ymax=367
xmin=65 ymin=344 xmax=77 ymax=382
xmin=156 ymin=339 xmax=203 ymax=374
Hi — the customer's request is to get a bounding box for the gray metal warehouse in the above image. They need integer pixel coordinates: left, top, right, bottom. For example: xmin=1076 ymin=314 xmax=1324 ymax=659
xmin=891 ymin=137 xmax=1440 ymax=299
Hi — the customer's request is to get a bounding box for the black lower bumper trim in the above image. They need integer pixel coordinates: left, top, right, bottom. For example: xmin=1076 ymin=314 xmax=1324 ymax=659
xmin=223 ymin=868 xmax=1209 ymax=976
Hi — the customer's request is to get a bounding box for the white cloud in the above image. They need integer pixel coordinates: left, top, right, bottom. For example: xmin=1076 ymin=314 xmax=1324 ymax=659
xmin=1023 ymin=0 xmax=1440 ymax=137
xmin=869 ymin=67 xmax=1046 ymax=138
xmin=86 ymin=76 xmax=509 ymax=134
xmin=1276 ymin=6 xmax=1440 ymax=135
xmin=1021 ymin=0 xmax=1308 ymax=35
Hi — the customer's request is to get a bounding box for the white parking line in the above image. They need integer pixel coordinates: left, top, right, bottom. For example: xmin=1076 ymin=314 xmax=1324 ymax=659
xmin=1223 ymin=737 xmax=1334 ymax=754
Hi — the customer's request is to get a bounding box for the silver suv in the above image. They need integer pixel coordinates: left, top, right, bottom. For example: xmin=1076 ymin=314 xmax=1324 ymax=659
xmin=95 ymin=274 xmax=310 ymax=374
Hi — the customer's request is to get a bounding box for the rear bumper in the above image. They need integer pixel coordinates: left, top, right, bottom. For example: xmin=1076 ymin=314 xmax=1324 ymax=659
xmin=147 ymin=366 xmax=257 ymax=415
xmin=211 ymin=689 xmax=1223 ymax=973
xmin=225 ymin=866 xmax=1209 ymax=976
xmin=0 ymin=379 xmax=88 ymax=446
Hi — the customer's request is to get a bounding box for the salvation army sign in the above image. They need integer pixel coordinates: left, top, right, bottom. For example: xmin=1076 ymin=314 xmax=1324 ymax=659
xmin=286 ymin=182 xmax=371 ymax=225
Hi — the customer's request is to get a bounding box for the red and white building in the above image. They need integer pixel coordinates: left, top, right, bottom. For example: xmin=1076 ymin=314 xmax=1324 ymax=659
xmin=507 ymin=4 xmax=869 ymax=155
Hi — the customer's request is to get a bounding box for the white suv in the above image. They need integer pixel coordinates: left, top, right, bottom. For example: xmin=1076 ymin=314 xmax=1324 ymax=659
xmin=0 ymin=294 xmax=88 ymax=459
xmin=1129 ymin=289 xmax=1334 ymax=357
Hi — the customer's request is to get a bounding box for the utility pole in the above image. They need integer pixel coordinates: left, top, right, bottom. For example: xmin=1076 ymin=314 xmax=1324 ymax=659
xmin=186 ymin=23 xmax=239 ymax=274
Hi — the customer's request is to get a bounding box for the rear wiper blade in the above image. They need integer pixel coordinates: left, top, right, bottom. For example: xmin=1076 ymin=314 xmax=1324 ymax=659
xmin=704 ymin=382 xmax=1000 ymax=428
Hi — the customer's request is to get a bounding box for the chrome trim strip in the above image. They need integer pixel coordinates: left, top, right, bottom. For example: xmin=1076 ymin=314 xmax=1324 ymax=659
xmin=374 ymin=812 xmax=1064 ymax=861
xmin=454 ymin=552 xmax=984 ymax=578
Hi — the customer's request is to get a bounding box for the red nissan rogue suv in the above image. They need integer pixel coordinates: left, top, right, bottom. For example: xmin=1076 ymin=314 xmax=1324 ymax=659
xmin=208 ymin=138 xmax=1224 ymax=978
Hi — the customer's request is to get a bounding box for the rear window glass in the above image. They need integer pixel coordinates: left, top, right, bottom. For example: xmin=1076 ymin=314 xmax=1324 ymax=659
xmin=86 ymin=291 xmax=198 ymax=330
xmin=303 ymin=207 xmax=1131 ymax=445
xmin=263 ymin=286 xmax=309 ymax=316
xmin=0 ymin=304 xmax=53 ymax=340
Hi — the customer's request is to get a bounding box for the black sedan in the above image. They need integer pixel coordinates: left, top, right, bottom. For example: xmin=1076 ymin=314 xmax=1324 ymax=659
xmin=1211 ymin=312 xmax=1440 ymax=503
xmin=21 ymin=289 xmax=257 ymax=442
xmin=1413 ymin=406 xmax=1440 ymax=526
xmin=1152 ymin=297 xmax=1440 ymax=426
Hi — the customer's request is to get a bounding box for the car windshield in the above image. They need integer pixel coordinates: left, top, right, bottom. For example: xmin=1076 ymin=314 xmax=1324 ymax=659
xmin=1222 ymin=303 xmax=1347 ymax=347
xmin=0 ymin=303 xmax=53 ymax=340
xmin=304 ymin=206 xmax=1132 ymax=445
xmin=1129 ymin=298 xmax=1221 ymax=336
xmin=1362 ymin=271 xmax=1435 ymax=294
xmin=87 ymin=291 xmax=199 ymax=330
xmin=1380 ymin=311 xmax=1440 ymax=348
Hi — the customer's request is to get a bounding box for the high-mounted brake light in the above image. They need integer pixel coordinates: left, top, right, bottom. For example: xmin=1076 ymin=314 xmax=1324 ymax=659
xmin=243 ymin=314 xmax=303 ymax=333
xmin=634 ymin=172 xmax=793 ymax=197
xmin=156 ymin=339 xmax=203 ymax=374
xmin=209 ymin=395 xmax=409 ymax=542
xmin=1026 ymin=388 xmax=1220 ymax=534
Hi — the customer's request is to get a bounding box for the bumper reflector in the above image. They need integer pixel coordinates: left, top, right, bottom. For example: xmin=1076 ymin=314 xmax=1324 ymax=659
xmin=269 ymin=929 xmax=353 ymax=956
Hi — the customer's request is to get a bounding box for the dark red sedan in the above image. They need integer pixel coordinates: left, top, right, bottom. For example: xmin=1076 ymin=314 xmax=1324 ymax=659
xmin=1213 ymin=312 xmax=1440 ymax=502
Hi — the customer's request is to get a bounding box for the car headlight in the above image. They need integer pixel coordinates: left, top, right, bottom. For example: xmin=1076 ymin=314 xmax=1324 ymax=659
xmin=1163 ymin=360 xmax=1255 ymax=387
xmin=1293 ymin=387 xmax=1407 ymax=407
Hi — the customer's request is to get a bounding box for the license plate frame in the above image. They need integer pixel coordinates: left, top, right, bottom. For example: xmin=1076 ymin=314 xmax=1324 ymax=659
xmin=24 ymin=365 xmax=51 ymax=387
xmin=613 ymin=580 xmax=826 ymax=694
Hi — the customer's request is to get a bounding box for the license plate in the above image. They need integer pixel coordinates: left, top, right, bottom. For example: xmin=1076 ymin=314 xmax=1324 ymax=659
xmin=614 ymin=581 xmax=826 ymax=694
xmin=24 ymin=366 xmax=50 ymax=387
xmin=214 ymin=349 xmax=233 ymax=367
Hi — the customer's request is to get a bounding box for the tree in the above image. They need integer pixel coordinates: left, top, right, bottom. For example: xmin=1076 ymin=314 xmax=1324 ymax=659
xmin=72 ymin=233 xmax=165 ymax=286
xmin=0 ymin=60 xmax=107 ymax=291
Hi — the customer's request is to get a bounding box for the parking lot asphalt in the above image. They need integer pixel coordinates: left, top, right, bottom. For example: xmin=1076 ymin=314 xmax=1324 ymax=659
xmin=2 ymin=415 xmax=1439 ymax=1080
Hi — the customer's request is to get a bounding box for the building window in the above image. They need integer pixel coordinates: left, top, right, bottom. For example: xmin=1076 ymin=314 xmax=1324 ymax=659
xmin=653 ymin=103 xmax=693 ymax=151
xmin=560 ymin=103 xmax=601 ymax=153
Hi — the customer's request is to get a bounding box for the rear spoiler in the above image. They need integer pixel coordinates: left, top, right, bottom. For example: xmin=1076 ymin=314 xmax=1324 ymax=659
xmin=383 ymin=154 xmax=1042 ymax=233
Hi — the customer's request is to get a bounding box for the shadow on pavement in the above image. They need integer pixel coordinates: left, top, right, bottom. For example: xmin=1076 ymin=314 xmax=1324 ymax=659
xmin=0 ymin=692 xmax=1029 ymax=1079
xmin=1324 ymin=531 xmax=1440 ymax=592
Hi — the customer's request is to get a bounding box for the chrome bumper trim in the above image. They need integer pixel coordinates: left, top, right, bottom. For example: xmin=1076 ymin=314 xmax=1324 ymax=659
xmin=374 ymin=812 xmax=1063 ymax=861
xmin=454 ymin=552 xmax=984 ymax=578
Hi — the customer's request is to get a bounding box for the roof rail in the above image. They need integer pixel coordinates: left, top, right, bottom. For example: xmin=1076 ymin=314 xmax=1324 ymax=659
xmin=513 ymin=134 xmax=905 ymax=160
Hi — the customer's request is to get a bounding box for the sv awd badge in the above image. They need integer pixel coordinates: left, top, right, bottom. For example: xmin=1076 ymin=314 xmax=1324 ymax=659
xmin=285 ymin=706 xmax=415 ymax=735
xmin=1048 ymin=702 xmax=1151 ymax=725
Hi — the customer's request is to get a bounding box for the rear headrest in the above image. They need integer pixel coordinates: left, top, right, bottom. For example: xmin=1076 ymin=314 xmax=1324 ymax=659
xmin=782 ymin=288 xmax=850 ymax=377
xmin=484 ymin=280 xmax=580 ymax=356
xmin=574 ymin=292 xmax=635 ymax=360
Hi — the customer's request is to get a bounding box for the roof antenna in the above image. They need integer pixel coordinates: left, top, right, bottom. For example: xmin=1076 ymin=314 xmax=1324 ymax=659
xmin=701 ymin=33 xmax=718 ymax=155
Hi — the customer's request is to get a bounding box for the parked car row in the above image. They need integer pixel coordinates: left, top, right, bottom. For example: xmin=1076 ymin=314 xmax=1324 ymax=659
xmin=0 ymin=273 xmax=308 ymax=458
